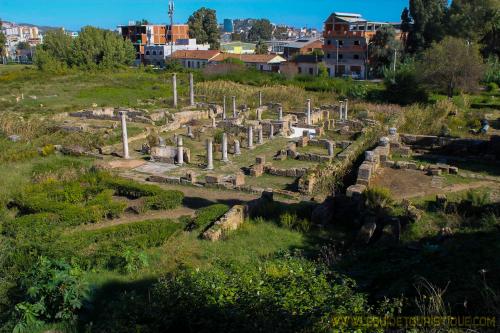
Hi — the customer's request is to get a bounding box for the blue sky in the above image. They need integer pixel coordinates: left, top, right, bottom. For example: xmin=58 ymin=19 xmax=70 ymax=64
xmin=1 ymin=0 xmax=409 ymax=31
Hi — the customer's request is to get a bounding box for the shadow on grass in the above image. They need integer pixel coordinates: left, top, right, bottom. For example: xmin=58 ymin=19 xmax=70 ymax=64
xmin=338 ymin=227 xmax=500 ymax=316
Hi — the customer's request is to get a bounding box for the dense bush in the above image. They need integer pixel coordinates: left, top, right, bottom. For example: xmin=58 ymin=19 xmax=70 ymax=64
xmin=143 ymin=190 xmax=184 ymax=211
xmin=13 ymin=257 xmax=88 ymax=332
xmin=102 ymin=177 xmax=164 ymax=198
xmin=384 ymin=62 xmax=428 ymax=105
xmin=185 ymin=204 xmax=229 ymax=231
xmin=151 ymin=255 xmax=370 ymax=332
xmin=58 ymin=219 xmax=181 ymax=269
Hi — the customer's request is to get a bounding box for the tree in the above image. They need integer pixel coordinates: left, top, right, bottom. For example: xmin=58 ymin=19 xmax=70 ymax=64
xmin=16 ymin=42 xmax=30 ymax=50
xmin=369 ymin=25 xmax=403 ymax=77
xmin=404 ymin=0 xmax=448 ymax=53
xmin=447 ymin=0 xmax=500 ymax=57
xmin=384 ymin=60 xmax=428 ymax=105
xmin=39 ymin=29 xmax=73 ymax=65
xmin=187 ymin=8 xmax=220 ymax=49
xmin=400 ymin=8 xmax=412 ymax=49
xmin=247 ymin=19 xmax=273 ymax=42
xmin=254 ymin=41 xmax=268 ymax=54
xmin=0 ymin=19 xmax=6 ymax=59
xmin=70 ymin=26 xmax=135 ymax=69
xmin=420 ymin=37 xmax=485 ymax=97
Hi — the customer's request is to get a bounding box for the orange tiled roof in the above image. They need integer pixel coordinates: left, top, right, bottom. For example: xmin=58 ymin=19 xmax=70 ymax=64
xmin=171 ymin=50 xmax=221 ymax=60
xmin=212 ymin=53 xmax=285 ymax=63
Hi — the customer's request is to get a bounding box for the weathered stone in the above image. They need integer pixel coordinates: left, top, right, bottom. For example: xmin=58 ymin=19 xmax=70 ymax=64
xmin=250 ymin=163 xmax=264 ymax=177
xmin=449 ymin=166 xmax=459 ymax=174
xmin=255 ymin=156 xmax=266 ymax=165
xmin=347 ymin=184 xmax=366 ymax=198
xmin=356 ymin=221 xmax=377 ymax=244
xmin=186 ymin=171 xmax=197 ymax=183
xmin=233 ymin=172 xmax=245 ymax=186
xmin=202 ymin=205 xmax=246 ymax=241
xmin=205 ymin=174 xmax=222 ymax=184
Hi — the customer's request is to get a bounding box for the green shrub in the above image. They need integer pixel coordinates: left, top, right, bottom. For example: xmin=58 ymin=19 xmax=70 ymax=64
xmin=40 ymin=144 xmax=55 ymax=156
xmin=486 ymin=82 xmax=498 ymax=92
xmin=151 ymin=256 xmax=370 ymax=332
xmin=279 ymin=212 xmax=311 ymax=232
xmin=185 ymin=204 xmax=229 ymax=231
xmin=143 ymin=190 xmax=184 ymax=211
xmin=103 ymin=177 xmax=163 ymax=198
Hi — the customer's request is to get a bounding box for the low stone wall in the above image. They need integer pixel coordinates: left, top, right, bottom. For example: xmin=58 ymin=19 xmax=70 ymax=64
xmin=400 ymin=134 xmax=497 ymax=157
xmin=202 ymin=205 xmax=247 ymax=241
xmin=264 ymin=166 xmax=308 ymax=178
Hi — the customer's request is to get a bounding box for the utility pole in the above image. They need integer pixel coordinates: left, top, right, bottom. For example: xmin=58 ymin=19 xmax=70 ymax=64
xmin=168 ymin=0 xmax=175 ymax=58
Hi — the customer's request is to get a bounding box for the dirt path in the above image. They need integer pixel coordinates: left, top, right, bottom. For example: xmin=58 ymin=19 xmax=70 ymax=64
xmin=71 ymin=207 xmax=196 ymax=232
xmin=372 ymin=168 xmax=500 ymax=200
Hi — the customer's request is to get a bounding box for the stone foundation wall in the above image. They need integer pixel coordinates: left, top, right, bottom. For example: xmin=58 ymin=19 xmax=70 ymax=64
xmin=400 ymin=134 xmax=497 ymax=157
xmin=202 ymin=205 xmax=247 ymax=241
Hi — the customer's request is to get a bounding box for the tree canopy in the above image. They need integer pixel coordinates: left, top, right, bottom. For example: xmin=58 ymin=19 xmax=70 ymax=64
xmin=247 ymin=19 xmax=273 ymax=42
xmin=369 ymin=25 xmax=403 ymax=77
xmin=187 ymin=8 xmax=220 ymax=49
xmin=34 ymin=26 xmax=135 ymax=71
xmin=0 ymin=19 xmax=8 ymax=57
xmin=420 ymin=37 xmax=485 ymax=97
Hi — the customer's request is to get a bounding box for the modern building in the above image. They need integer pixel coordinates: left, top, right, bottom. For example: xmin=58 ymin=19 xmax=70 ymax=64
xmin=144 ymin=39 xmax=210 ymax=67
xmin=1 ymin=22 xmax=42 ymax=61
xmin=211 ymin=53 xmax=287 ymax=72
xmin=220 ymin=41 xmax=256 ymax=55
xmin=119 ymin=22 xmax=189 ymax=63
xmin=323 ymin=12 xmax=401 ymax=79
xmin=223 ymin=19 xmax=234 ymax=33
xmin=281 ymin=38 xmax=323 ymax=59
xmin=171 ymin=50 xmax=222 ymax=69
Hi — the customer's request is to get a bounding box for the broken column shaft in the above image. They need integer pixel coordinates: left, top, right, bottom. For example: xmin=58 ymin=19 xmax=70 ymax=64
xmin=206 ymin=138 xmax=214 ymax=170
xmin=189 ymin=73 xmax=195 ymax=106
xmin=222 ymin=133 xmax=229 ymax=162
xmin=119 ymin=111 xmax=129 ymax=159
xmin=172 ymin=73 xmax=178 ymax=108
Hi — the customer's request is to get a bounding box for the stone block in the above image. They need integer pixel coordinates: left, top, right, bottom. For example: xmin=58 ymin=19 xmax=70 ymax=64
xmin=233 ymin=172 xmax=245 ymax=186
xmin=186 ymin=171 xmax=197 ymax=183
xmin=429 ymin=168 xmax=442 ymax=176
xmin=250 ymin=164 xmax=264 ymax=177
xmin=449 ymin=166 xmax=459 ymax=174
xmin=255 ymin=156 xmax=266 ymax=165
xmin=205 ymin=174 xmax=222 ymax=184
xmin=347 ymin=184 xmax=366 ymax=198
xmin=407 ymin=162 xmax=418 ymax=170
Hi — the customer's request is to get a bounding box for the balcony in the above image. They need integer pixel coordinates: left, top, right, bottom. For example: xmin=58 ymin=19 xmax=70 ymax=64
xmin=323 ymin=30 xmax=366 ymax=38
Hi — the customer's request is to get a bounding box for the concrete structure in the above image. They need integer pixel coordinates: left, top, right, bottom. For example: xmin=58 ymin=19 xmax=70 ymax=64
xmin=323 ymin=12 xmax=401 ymax=79
xmin=144 ymin=39 xmax=210 ymax=67
xmin=306 ymin=99 xmax=312 ymax=125
xmin=171 ymin=50 xmax=221 ymax=69
xmin=248 ymin=126 xmax=254 ymax=149
xmin=282 ymin=38 xmax=323 ymax=59
xmin=258 ymin=126 xmax=264 ymax=144
xmin=234 ymin=139 xmax=241 ymax=155
xmin=119 ymin=111 xmax=130 ymax=159
xmin=172 ymin=74 xmax=178 ymax=107
xmin=206 ymin=138 xmax=214 ymax=170
xmin=222 ymin=133 xmax=229 ymax=162
xmin=119 ymin=23 xmax=189 ymax=63
xmin=232 ymin=96 xmax=237 ymax=118
xmin=220 ymin=41 xmax=256 ymax=54
xmin=177 ymin=136 xmax=184 ymax=165
xmin=189 ymin=73 xmax=195 ymax=106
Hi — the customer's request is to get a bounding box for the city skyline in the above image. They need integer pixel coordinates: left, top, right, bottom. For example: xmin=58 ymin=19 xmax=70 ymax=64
xmin=1 ymin=0 xmax=409 ymax=31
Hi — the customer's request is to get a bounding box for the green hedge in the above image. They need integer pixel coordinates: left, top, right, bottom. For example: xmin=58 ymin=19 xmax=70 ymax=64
xmin=58 ymin=219 xmax=181 ymax=269
xmin=143 ymin=191 xmax=184 ymax=211
xmin=185 ymin=204 xmax=229 ymax=232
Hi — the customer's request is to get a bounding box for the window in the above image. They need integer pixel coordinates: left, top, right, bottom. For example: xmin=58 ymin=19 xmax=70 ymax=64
xmin=152 ymin=51 xmax=157 ymax=55
xmin=260 ymin=65 xmax=264 ymax=71
xmin=353 ymin=54 xmax=360 ymax=60
xmin=338 ymin=40 xmax=344 ymax=46
xmin=187 ymin=61 xmax=191 ymax=68
xmin=327 ymin=40 xmax=332 ymax=46
xmin=145 ymin=51 xmax=150 ymax=55
xmin=338 ymin=54 xmax=343 ymax=60
xmin=298 ymin=67 xmax=302 ymax=74
xmin=309 ymin=67 xmax=313 ymax=75
xmin=159 ymin=51 xmax=163 ymax=55
xmin=354 ymin=40 xmax=360 ymax=46
xmin=327 ymin=53 xmax=331 ymax=59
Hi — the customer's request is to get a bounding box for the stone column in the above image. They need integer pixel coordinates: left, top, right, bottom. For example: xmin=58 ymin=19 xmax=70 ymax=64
xmin=234 ymin=139 xmax=241 ymax=155
xmin=257 ymin=108 xmax=262 ymax=121
xmin=222 ymin=96 xmax=227 ymax=120
xmin=269 ymin=123 xmax=274 ymax=139
xmin=306 ymin=99 xmax=312 ymax=125
xmin=187 ymin=126 xmax=193 ymax=138
xmin=247 ymin=126 xmax=254 ymax=149
xmin=327 ymin=140 xmax=334 ymax=157
xmin=119 ymin=111 xmax=130 ymax=159
xmin=177 ymin=136 xmax=184 ymax=166
xmin=212 ymin=117 xmax=217 ymax=128
xmin=172 ymin=73 xmax=178 ymax=108
xmin=206 ymin=138 xmax=214 ymax=170
xmin=259 ymin=91 xmax=263 ymax=107
xmin=189 ymin=73 xmax=195 ymax=106
xmin=339 ymin=101 xmax=344 ymax=121
xmin=278 ymin=105 xmax=283 ymax=121
xmin=222 ymin=133 xmax=229 ymax=162
xmin=232 ymin=96 xmax=237 ymax=118
xmin=258 ymin=126 xmax=264 ymax=144
xmin=344 ymin=99 xmax=348 ymax=120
